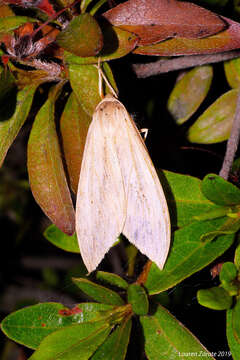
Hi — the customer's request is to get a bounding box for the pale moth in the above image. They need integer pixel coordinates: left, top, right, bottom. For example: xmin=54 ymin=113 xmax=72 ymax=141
xmin=76 ymin=94 xmax=171 ymax=273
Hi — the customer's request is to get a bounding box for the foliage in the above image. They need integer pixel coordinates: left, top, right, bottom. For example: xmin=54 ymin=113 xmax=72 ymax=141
xmin=1 ymin=0 xmax=240 ymax=359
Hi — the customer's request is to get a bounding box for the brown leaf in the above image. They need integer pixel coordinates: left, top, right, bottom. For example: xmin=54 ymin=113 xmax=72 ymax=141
xmin=134 ymin=17 xmax=240 ymax=56
xmin=103 ymin=0 xmax=226 ymax=45
xmin=27 ymin=87 xmax=75 ymax=235
xmin=60 ymin=93 xmax=91 ymax=194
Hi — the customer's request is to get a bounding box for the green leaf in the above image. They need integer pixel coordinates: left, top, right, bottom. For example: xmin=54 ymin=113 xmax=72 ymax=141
xmin=140 ymin=305 xmax=214 ymax=359
xmin=91 ymin=318 xmax=132 ymax=360
xmin=60 ymin=92 xmax=91 ymax=193
xmin=65 ymin=24 xmax=138 ymax=65
xmin=80 ymin=0 xmax=94 ymax=12
xmin=200 ymin=217 xmax=240 ymax=243
xmin=234 ymin=244 xmax=240 ymax=269
xmin=27 ymin=88 xmax=75 ymax=235
xmin=127 ymin=284 xmax=149 ymax=315
xmin=220 ymin=262 xmax=238 ymax=283
xmin=96 ymin=271 xmax=128 ymax=290
xmin=188 ymin=89 xmax=238 ymax=144
xmin=227 ymin=309 xmax=240 ymax=359
xmin=0 ymin=84 xmax=37 ymax=167
xmin=29 ymin=320 xmax=112 ymax=360
xmin=197 ymin=287 xmax=232 ymax=310
xmin=0 ymin=70 xmax=17 ymax=121
xmin=0 ymin=16 xmax=35 ymax=33
xmin=56 ymin=14 xmax=103 ymax=57
xmin=73 ymin=278 xmax=125 ymax=305
xmin=160 ymin=170 xmax=220 ymax=227
xmin=90 ymin=0 xmax=109 ymax=15
xmin=219 ymin=262 xmax=238 ymax=295
xmin=167 ymin=66 xmax=213 ymax=125
xmin=202 ymin=173 xmax=240 ymax=206
xmin=43 ymin=224 xmax=80 ymax=253
xmin=232 ymin=298 xmax=240 ymax=344
xmin=144 ymin=218 xmax=234 ymax=294
xmin=1 ymin=302 xmax=114 ymax=349
xmin=193 ymin=206 xmax=232 ymax=221
xmin=224 ymin=58 xmax=240 ymax=89
xmin=69 ymin=64 xmax=102 ymax=116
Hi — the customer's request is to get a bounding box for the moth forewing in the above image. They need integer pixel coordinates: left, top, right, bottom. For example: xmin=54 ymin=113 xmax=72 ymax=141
xmin=76 ymin=96 xmax=126 ymax=272
xmin=76 ymin=95 xmax=171 ymax=272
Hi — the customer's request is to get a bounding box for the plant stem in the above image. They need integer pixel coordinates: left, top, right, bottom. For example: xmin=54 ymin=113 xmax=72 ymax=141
xmin=133 ymin=51 xmax=240 ymax=78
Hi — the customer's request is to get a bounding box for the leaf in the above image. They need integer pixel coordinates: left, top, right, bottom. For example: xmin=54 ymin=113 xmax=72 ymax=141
xmin=96 ymin=271 xmax=128 ymax=289
xmin=140 ymin=305 xmax=214 ymax=359
xmin=29 ymin=320 xmax=112 ymax=360
xmin=234 ymin=244 xmax=240 ymax=270
xmin=81 ymin=0 xmax=95 ymax=12
xmin=56 ymin=14 xmax=103 ymax=57
xmin=91 ymin=318 xmax=132 ymax=360
xmin=0 ymin=16 xmax=35 ymax=33
xmin=202 ymin=173 xmax=240 ymax=205
xmin=0 ymin=84 xmax=37 ymax=168
xmin=43 ymin=224 xmax=80 ymax=253
xmin=0 ymin=70 xmax=17 ymax=121
xmin=224 ymin=58 xmax=240 ymax=89
xmin=134 ymin=17 xmax=240 ymax=56
xmin=219 ymin=262 xmax=238 ymax=295
xmin=69 ymin=64 xmax=102 ymax=116
xmin=227 ymin=309 xmax=240 ymax=359
xmin=197 ymin=286 xmax=232 ymax=310
xmin=167 ymin=66 xmax=213 ymax=125
xmin=103 ymin=0 xmax=225 ymax=46
xmin=220 ymin=262 xmax=238 ymax=283
xmin=127 ymin=284 xmax=149 ymax=315
xmin=144 ymin=218 xmax=234 ymax=294
xmin=27 ymin=89 xmax=75 ymax=235
xmin=232 ymin=299 xmax=240 ymax=344
xmin=0 ymin=4 xmax=14 ymax=17
xmin=159 ymin=170 xmax=220 ymax=227
xmin=188 ymin=89 xmax=238 ymax=144
xmin=73 ymin=278 xmax=125 ymax=305
xmin=1 ymin=302 xmax=114 ymax=349
xmin=200 ymin=216 xmax=240 ymax=243
xmin=60 ymin=92 xmax=91 ymax=193
xmin=69 ymin=62 xmax=117 ymax=116
xmin=64 ymin=23 xmax=138 ymax=65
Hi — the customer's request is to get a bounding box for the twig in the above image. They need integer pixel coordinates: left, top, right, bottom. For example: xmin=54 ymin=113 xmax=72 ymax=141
xmin=133 ymin=51 xmax=240 ymax=78
xmin=219 ymin=89 xmax=240 ymax=180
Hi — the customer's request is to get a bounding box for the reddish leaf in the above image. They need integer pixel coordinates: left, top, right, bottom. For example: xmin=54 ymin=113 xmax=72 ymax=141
xmin=60 ymin=93 xmax=91 ymax=194
xmin=103 ymin=0 xmax=226 ymax=45
xmin=27 ymin=87 xmax=75 ymax=235
xmin=134 ymin=17 xmax=240 ymax=56
xmin=1 ymin=0 xmax=56 ymax=16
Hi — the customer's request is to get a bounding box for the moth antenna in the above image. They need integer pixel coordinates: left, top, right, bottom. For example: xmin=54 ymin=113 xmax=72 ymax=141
xmin=97 ymin=57 xmax=104 ymax=99
xmin=94 ymin=60 xmax=118 ymax=99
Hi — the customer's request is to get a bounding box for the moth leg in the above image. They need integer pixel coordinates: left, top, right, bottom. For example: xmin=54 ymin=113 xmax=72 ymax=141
xmin=140 ymin=128 xmax=148 ymax=141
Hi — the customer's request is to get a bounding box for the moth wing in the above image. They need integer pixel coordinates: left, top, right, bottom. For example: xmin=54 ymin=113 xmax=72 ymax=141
xmin=76 ymin=101 xmax=126 ymax=272
xmin=115 ymin=106 xmax=171 ymax=269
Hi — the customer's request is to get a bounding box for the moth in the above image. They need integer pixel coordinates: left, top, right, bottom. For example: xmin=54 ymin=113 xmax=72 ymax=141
xmin=76 ymin=94 xmax=171 ymax=273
